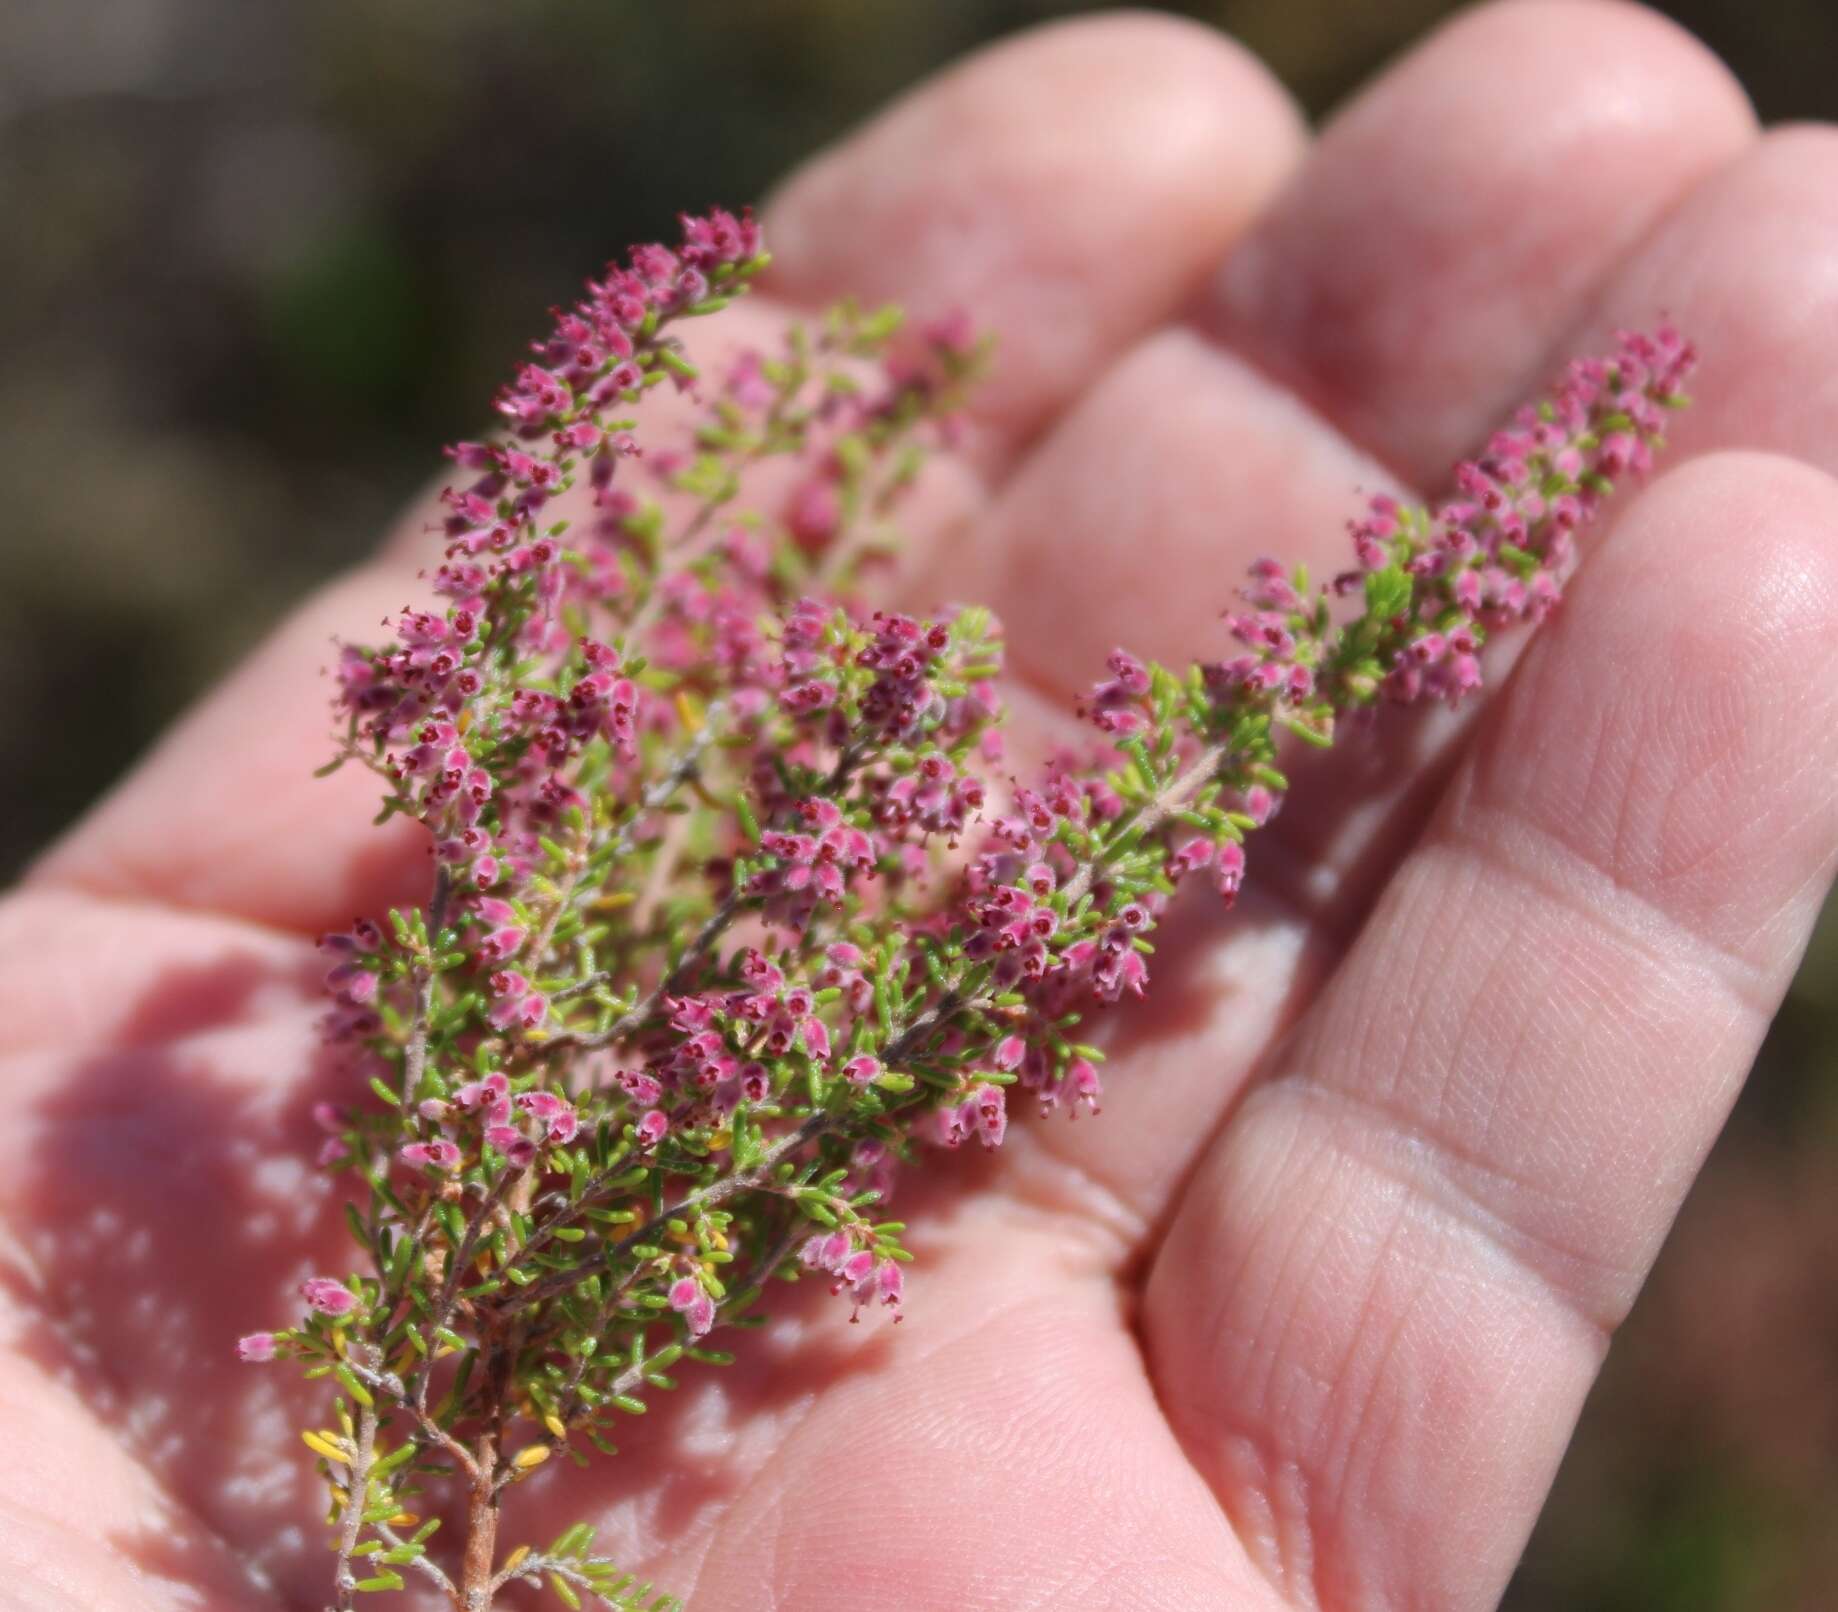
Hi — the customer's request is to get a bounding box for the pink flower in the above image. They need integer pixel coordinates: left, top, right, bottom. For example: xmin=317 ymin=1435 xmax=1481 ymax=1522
xmin=970 ymin=1083 xmax=1007 ymax=1149
xmin=669 ymin=1275 xmax=716 ymax=1337
xmin=517 ymin=1090 xmax=580 ymax=1145
xmin=841 ymin=1055 xmax=882 ymax=1087
xmin=486 ymin=972 xmax=548 ymax=1032
xmin=871 ymin=1257 xmax=904 ymax=1318
xmin=455 ymin=1073 xmax=510 ymax=1121
xmin=300 ymin=1279 xmax=358 ymax=1318
xmin=476 ymin=925 xmax=527 ymax=963
xmin=236 ymin=1332 xmax=276 ymax=1363
xmin=486 ymin=1125 xmax=538 ymax=1168
xmin=1214 ymin=841 xmax=1246 ymax=905
xmin=401 ymin=1139 xmax=462 ymax=1170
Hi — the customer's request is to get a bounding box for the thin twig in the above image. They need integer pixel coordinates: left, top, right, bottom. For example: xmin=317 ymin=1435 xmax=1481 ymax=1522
xmin=329 ymin=1395 xmax=379 ymax=1612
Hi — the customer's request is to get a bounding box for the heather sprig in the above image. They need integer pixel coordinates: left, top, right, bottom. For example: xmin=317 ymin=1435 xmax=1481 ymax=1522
xmin=245 ymin=207 xmax=1693 ymax=1611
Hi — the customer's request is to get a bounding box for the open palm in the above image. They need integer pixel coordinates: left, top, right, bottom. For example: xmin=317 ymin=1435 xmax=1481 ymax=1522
xmin=8 ymin=5 xmax=1838 ymax=1607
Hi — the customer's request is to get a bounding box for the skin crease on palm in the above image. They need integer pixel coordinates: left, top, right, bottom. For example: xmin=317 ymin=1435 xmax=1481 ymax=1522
xmin=6 ymin=1 xmax=1838 ymax=1606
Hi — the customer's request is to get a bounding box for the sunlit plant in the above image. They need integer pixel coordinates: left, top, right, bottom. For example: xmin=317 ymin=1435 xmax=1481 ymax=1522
xmin=237 ymin=207 xmax=1694 ymax=1611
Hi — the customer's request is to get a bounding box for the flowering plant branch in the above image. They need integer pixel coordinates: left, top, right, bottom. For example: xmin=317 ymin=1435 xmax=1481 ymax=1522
xmin=239 ymin=207 xmax=1693 ymax=1611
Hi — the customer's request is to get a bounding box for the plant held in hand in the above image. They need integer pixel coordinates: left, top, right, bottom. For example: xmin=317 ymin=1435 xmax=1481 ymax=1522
xmin=239 ymin=207 xmax=1694 ymax=1611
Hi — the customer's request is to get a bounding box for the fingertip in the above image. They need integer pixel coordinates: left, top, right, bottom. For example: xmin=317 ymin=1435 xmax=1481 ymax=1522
xmin=1207 ymin=0 xmax=1757 ymax=483
xmin=1584 ymin=123 xmax=1838 ymax=477
xmin=1468 ymin=448 xmax=1838 ymax=967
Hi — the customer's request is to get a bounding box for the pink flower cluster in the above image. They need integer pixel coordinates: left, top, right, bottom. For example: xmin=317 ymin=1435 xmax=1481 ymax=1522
xmin=800 ymin=1228 xmax=905 ymax=1322
xmin=250 ymin=195 xmax=1694 ymax=1612
xmin=398 ymin=1071 xmax=581 ymax=1173
xmin=750 ymin=797 xmax=880 ymax=927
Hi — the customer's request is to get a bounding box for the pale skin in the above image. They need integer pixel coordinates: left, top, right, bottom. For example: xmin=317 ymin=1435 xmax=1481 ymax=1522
xmin=6 ymin=3 xmax=1838 ymax=1607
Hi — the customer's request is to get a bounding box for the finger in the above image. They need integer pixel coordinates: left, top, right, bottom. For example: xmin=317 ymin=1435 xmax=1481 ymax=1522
xmin=1565 ymin=125 xmax=1838 ymax=478
xmin=29 ymin=12 xmax=1306 ymax=937
xmin=1268 ymin=119 xmax=1838 ymax=935
xmin=764 ymin=10 xmax=1304 ymax=465
xmin=1199 ymin=0 xmax=1754 ymax=487
xmin=935 ymin=0 xmax=1752 ymax=697
xmin=933 ymin=328 xmax=1402 ymax=702
xmin=1145 ymin=453 xmax=1838 ymax=1610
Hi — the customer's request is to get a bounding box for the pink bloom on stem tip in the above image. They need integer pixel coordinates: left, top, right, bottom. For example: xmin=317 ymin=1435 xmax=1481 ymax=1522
xmin=669 ymin=1276 xmax=716 ymax=1337
xmin=841 ymin=1054 xmax=882 ymax=1087
xmin=300 ymin=1278 xmax=359 ymax=1318
xmin=454 ymin=1072 xmax=509 ymax=1115
xmin=871 ymin=1257 xmax=904 ymax=1319
xmin=800 ymin=1232 xmax=905 ymax=1322
xmin=972 ymin=1083 xmax=1007 ymax=1149
xmin=636 ymin=1109 xmax=669 ymax=1148
xmin=236 ymin=1332 xmax=276 ymax=1363
xmin=400 ymin=1139 xmax=462 ymax=1171
xmin=1215 ymin=840 xmax=1246 ymax=905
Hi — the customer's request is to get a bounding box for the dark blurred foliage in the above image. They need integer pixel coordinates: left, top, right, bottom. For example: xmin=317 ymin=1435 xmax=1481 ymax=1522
xmin=2 ymin=2 xmax=1834 ymax=1605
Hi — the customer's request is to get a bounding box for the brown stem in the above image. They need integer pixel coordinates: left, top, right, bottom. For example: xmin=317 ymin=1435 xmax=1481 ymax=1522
xmin=330 ymin=1391 xmax=379 ymax=1611
xmin=341 ymin=1352 xmax=478 ymax=1479
xmin=461 ymin=1474 xmax=499 ymax=1612
xmin=460 ymin=1341 xmax=512 ymax=1612
xmin=534 ymin=886 xmax=740 ymax=1060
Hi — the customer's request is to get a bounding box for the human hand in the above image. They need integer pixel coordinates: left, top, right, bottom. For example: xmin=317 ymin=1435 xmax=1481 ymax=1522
xmin=9 ymin=5 xmax=1838 ymax=1607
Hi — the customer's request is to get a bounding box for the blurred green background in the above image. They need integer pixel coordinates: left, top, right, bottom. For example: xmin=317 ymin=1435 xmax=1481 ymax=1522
xmin=3 ymin=2 xmax=1834 ymax=1604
